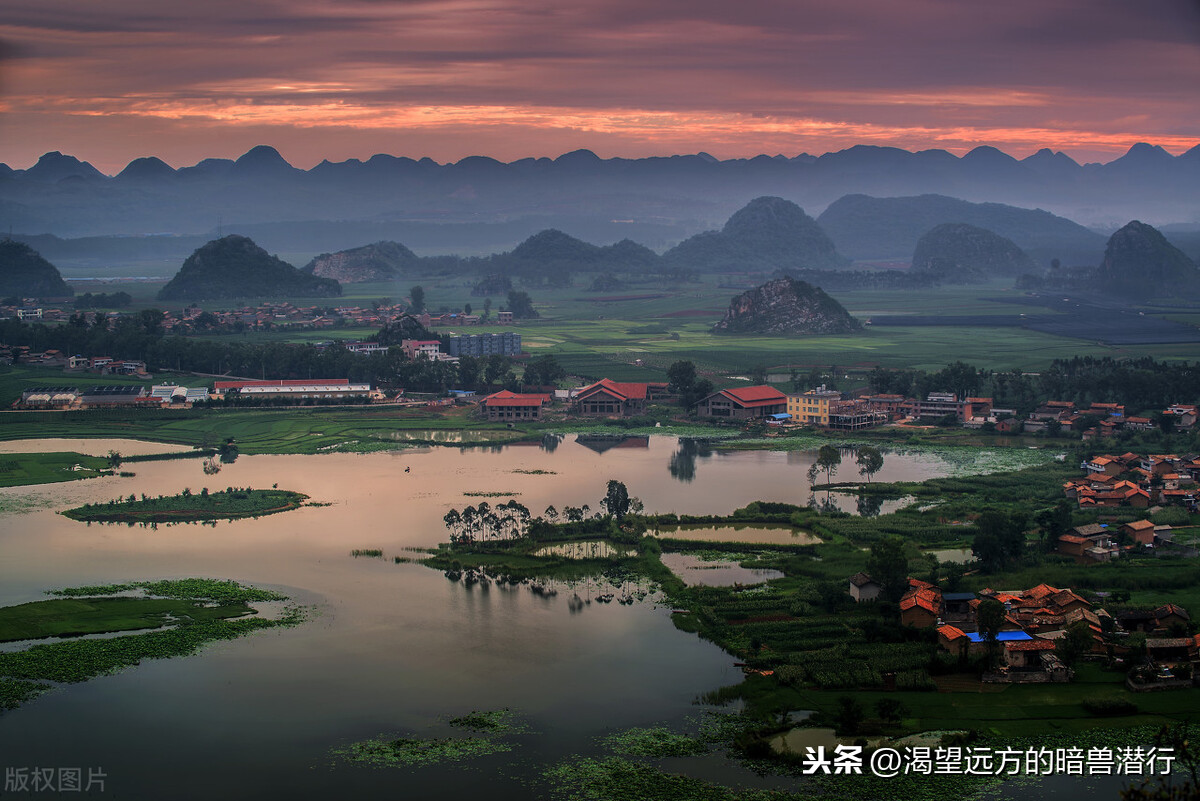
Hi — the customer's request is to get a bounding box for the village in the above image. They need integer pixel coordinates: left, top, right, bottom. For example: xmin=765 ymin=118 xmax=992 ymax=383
xmin=840 ymin=571 xmax=1200 ymax=691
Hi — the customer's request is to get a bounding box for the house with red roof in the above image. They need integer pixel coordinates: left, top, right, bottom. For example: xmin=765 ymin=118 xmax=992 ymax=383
xmin=1003 ymin=638 xmax=1058 ymax=669
xmin=694 ymin=385 xmax=787 ymax=420
xmin=899 ymin=579 xmax=942 ymax=628
xmin=1122 ymin=519 xmax=1157 ymax=546
xmin=481 ymin=390 xmax=551 ymax=421
xmin=573 ymin=379 xmax=668 ymax=417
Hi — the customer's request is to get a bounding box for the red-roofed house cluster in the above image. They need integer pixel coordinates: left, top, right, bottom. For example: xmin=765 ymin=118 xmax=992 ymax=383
xmin=850 ymin=573 xmax=1182 ymax=683
xmin=1025 ymin=401 xmax=1197 ymax=439
xmin=1065 ymin=452 xmax=1199 ymax=512
xmin=478 ymin=378 xmax=673 ymax=421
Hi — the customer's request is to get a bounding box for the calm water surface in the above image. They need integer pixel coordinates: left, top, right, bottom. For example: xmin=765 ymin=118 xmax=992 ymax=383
xmin=0 ymin=435 xmax=961 ymax=800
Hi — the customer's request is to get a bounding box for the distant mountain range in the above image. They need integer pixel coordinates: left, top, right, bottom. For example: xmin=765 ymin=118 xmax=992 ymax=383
xmin=3 ymin=143 xmax=1198 ymax=248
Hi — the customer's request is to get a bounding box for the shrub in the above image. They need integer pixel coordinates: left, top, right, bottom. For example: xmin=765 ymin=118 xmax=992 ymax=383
xmin=1081 ymin=696 xmax=1138 ymax=717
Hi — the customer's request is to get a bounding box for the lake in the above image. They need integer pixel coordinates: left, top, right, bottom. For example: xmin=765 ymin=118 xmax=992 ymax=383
xmin=0 ymin=435 xmax=997 ymax=799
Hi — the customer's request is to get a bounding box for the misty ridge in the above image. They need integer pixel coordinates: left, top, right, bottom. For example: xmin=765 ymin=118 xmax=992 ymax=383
xmin=2 ymin=143 xmax=1199 ymax=273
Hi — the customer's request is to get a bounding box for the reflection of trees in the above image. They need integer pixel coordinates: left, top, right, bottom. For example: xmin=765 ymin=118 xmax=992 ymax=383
xmin=807 ymin=493 xmax=841 ymax=514
xmin=856 ymin=494 xmax=883 ymax=518
xmin=441 ymin=563 xmax=660 ymax=611
xmin=668 ymin=438 xmax=713 ymax=483
xmin=539 ymin=434 xmax=563 ymax=453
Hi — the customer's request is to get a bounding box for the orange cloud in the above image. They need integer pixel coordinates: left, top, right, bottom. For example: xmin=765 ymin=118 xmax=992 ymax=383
xmin=43 ymin=97 xmax=1196 ymax=161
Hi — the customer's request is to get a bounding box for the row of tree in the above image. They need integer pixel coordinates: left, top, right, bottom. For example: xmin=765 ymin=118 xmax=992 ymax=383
xmin=442 ymin=480 xmax=643 ymax=544
xmin=804 ymin=445 xmax=885 ymax=486
xmin=869 ymin=357 xmax=1200 ymax=417
xmin=0 ymin=316 xmax=529 ymax=395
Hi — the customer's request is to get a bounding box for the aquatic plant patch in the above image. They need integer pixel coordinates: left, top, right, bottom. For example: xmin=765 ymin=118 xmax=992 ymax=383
xmin=542 ymin=756 xmax=783 ymax=801
xmin=448 ymin=708 xmax=527 ymax=735
xmin=46 ymin=578 xmax=288 ymax=604
xmin=61 ymin=488 xmax=309 ymax=523
xmin=333 ymin=709 xmax=528 ymax=768
xmin=0 ymin=580 xmax=303 ymax=713
xmin=0 ymin=596 xmax=256 ymax=642
xmin=600 ymin=727 xmax=709 ymax=758
xmin=333 ymin=735 xmax=512 ymax=768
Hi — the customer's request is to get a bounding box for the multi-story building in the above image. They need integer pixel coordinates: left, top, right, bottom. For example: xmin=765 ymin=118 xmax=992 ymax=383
xmin=480 ymin=390 xmax=551 ymax=421
xmin=446 ymin=332 xmax=522 ymax=358
xmin=785 ymin=385 xmax=841 ymax=425
xmin=401 ymin=339 xmax=442 ymax=360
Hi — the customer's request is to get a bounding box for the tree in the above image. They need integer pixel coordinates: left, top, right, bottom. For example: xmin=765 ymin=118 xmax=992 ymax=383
xmin=856 ymin=446 xmax=884 ymax=483
xmin=409 ymin=285 xmax=425 ymax=313
xmin=815 ymin=580 xmax=844 ymax=612
xmin=483 ymin=354 xmax=512 ymax=387
xmin=218 ymin=437 xmax=239 ymax=463
xmin=505 ymin=290 xmax=538 ymax=319
xmin=667 ymin=360 xmax=697 ymax=396
xmin=866 ymin=536 xmax=909 ymax=603
xmin=457 ymin=355 xmax=481 ymax=390
xmin=815 ymin=445 xmax=841 ymax=486
xmin=833 ymin=696 xmax=865 ymax=736
xmin=1034 ymin=499 xmax=1073 ymax=552
xmin=1154 ymin=411 xmax=1177 ymax=435
xmin=972 ymin=509 xmax=1028 ymax=572
xmin=482 ymin=297 xmax=492 ymax=320
xmin=524 ymin=355 xmax=565 ymax=388
xmin=138 ymin=308 xmax=165 ymax=335
xmin=943 ymin=561 xmax=964 ymax=592
xmin=875 ymin=699 xmax=908 ymax=725
xmin=1056 ymin=620 xmax=1094 ymax=666
xmin=192 ymin=311 xmax=219 ymax=331
xmin=935 ymin=361 xmax=981 ymax=401
xmin=976 ymin=598 xmax=1006 ymax=667
xmin=601 ymin=479 xmax=632 ymax=521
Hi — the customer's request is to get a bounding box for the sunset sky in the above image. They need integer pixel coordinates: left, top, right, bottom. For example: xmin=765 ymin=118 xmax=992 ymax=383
xmin=2 ymin=0 xmax=1199 ymax=174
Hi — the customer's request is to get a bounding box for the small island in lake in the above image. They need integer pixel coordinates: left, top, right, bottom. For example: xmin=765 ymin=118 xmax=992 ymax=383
xmin=62 ymin=487 xmax=309 ymax=523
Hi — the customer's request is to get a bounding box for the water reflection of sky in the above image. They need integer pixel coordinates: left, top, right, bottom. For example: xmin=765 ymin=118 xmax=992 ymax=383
xmin=0 ymin=435 xmax=1056 ymax=800
xmin=660 ymin=552 xmax=785 ymax=587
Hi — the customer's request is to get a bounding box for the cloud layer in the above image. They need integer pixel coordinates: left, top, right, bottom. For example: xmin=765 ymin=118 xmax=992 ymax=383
xmin=3 ymin=0 xmax=1199 ymax=172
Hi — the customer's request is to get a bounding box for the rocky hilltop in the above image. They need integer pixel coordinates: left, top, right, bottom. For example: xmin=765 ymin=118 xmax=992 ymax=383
xmin=304 ymin=240 xmax=418 ymax=282
xmin=911 ymin=223 xmax=1035 ymax=282
xmin=1096 ymin=221 xmax=1200 ymax=300
xmin=159 ymin=235 xmax=341 ymax=300
xmin=0 ymin=240 xmax=73 ymax=298
xmin=712 ymin=276 xmax=861 ymax=335
xmin=665 ymin=197 xmax=847 ymax=273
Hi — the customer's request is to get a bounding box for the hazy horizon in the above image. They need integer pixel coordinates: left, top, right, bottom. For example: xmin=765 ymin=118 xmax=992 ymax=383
xmin=7 ymin=140 xmax=1200 ymax=177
